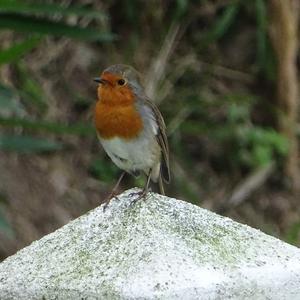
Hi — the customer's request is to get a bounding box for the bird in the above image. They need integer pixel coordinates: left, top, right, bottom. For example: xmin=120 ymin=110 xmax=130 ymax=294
xmin=94 ymin=64 xmax=170 ymax=207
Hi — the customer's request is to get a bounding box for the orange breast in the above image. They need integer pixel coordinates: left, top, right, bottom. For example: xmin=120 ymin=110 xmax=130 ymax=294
xmin=94 ymin=101 xmax=143 ymax=140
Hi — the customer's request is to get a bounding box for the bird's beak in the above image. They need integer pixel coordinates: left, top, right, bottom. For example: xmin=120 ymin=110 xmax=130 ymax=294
xmin=93 ymin=77 xmax=107 ymax=84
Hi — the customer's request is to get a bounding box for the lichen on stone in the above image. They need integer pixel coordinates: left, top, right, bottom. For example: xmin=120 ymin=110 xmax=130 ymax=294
xmin=0 ymin=188 xmax=300 ymax=299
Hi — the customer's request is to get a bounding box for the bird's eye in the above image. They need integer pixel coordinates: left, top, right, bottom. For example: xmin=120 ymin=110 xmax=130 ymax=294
xmin=117 ymin=79 xmax=126 ymax=86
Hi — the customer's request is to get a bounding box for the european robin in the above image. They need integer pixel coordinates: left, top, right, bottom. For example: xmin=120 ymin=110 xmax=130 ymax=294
xmin=94 ymin=64 xmax=170 ymax=206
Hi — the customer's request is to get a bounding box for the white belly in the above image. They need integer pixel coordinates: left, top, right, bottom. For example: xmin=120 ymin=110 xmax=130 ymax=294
xmin=99 ymin=134 xmax=161 ymax=176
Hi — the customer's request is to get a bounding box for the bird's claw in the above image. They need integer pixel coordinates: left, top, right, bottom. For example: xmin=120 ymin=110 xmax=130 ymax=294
xmin=128 ymin=189 xmax=150 ymax=206
xmin=128 ymin=190 xmax=142 ymax=198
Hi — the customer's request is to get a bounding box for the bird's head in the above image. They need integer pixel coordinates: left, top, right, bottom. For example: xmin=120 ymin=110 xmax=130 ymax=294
xmin=94 ymin=64 xmax=144 ymax=106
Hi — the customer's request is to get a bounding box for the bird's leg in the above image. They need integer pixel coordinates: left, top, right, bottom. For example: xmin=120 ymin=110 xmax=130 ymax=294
xmin=129 ymin=170 xmax=152 ymax=204
xmin=103 ymin=171 xmax=126 ymax=210
xmin=143 ymin=170 xmax=152 ymax=196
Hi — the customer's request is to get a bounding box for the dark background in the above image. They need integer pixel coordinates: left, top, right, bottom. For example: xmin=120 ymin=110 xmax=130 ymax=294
xmin=1 ymin=0 xmax=300 ymax=260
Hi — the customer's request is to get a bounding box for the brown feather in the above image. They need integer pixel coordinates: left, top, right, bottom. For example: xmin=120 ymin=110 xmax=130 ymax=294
xmin=143 ymin=98 xmax=171 ymax=184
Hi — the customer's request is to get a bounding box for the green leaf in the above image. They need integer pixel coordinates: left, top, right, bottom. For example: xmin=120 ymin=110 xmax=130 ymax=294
xmin=0 ymin=14 xmax=116 ymax=41
xmin=255 ymin=0 xmax=276 ymax=80
xmin=0 ymin=36 xmax=41 ymax=65
xmin=16 ymin=63 xmax=47 ymax=112
xmin=227 ymin=103 xmax=251 ymax=123
xmin=237 ymin=127 xmax=288 ymax=168
xmin=173 ymin=0 xmax=188 ymax=20
xmin=203 ymin=3 xmax=240 ymax=43
xmin=0 ymin=135 xmax=63 ymax=153
xmin=253 ymin=144 xmax=273 ymax=166
xmin=0 ymin=0 xmax=107 ymax=20
xmin=0 ymin=116 xmax=95 ymax=136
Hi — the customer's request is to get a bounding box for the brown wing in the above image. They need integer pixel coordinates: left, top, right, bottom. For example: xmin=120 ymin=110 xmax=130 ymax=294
xmin=144 ymin=98 xmax=171 ymax=184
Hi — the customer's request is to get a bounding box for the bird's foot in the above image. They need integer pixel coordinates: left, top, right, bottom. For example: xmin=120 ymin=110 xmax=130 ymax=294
xmin=129 ymin=188 xmax=151 ymax=206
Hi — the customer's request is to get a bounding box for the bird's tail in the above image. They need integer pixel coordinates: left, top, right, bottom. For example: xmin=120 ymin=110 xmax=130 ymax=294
xmin=158 ymin=172 xmax=165 ymax=195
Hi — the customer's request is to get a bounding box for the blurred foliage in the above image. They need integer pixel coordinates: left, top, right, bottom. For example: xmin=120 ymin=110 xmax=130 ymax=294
xmin=89 ymin=158 xmax=119 ymax=183
xmin=0 ymin=134 xmax=62 ymax=153
xmin=0 ymin=0 xmax=103 ymax=148
xmin=285 ymin=222 xmax=300 ymax=246
xmin=0 ymin=0 xmax=299 ymax=256
xmin=0 ymin=36 xmax=41 ymax=65
xmin=0 ymin=0 xmax=106 ymax=19
xmin=0 ymin=0 xmax=114 ymax=237
xmin=0 ymin=193 xmax=13 ymax=238
xmin=0 ymin=208 xmax=12 ymax=236
xmin=0 ymin=0 xmax=113 ymax=41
